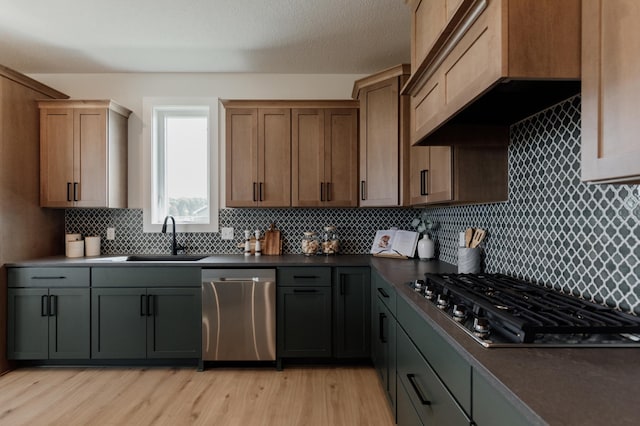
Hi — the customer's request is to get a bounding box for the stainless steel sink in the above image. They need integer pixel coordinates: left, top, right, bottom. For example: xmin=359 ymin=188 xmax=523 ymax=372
xmin=125 ymin=254 xmax=207 ymax=262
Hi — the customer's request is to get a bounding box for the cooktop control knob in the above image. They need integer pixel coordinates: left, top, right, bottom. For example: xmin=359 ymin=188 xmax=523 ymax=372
xmin=473 ymin=317 xmax=490 ymax=337
xmin=436 ymin=294 xmax=449 ymax=309
xmin=452 ymin=304 xmax=467 ymax=322
xmin=424 ymin=284 xmax=436 ymax=300
xmin=412 ymin=279 xmax=425 ymax=292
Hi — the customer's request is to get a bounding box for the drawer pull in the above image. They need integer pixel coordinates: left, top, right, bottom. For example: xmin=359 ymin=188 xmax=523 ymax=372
xmin=49 ymin=295 xmax=57 ymax=317
xmin=377 ymin=288 xmax=390 ymax=298
xmin=32 ymin=276 xmax=66 ymax=280
xmin=293 ymin=275 xmax=319 ymax=279
xmin=407 ymin=374 xmax=431 ymax=406
xmin=41 ymin=295 xmax=49 ymax=316
xmin=293 ymin=289 xmax=318 ymax=293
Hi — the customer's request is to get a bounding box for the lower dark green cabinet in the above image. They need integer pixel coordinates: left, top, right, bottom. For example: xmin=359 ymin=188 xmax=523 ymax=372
xmin=277 ymin=286 xmax=332 ymax=357
xmin=8 ymin=288 xmax=90 ymax=360
xmin=373 ymin=296 xmax=397 ymax=412
xmin=92 ymin=287 xmax=200 ymax=359
xmin=333 ymin=267 xmax=371 ymax=358
xmin=472 ymin=369 xmax=531 ymax=426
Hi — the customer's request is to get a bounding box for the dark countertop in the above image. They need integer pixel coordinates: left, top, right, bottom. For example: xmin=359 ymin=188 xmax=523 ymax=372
xmin=372 ymin=257 xmax=640 ymax=426
xmin=8 ymin=254 xmax=640 ymax=424
xmin=5 ymin=254 xmax=372 ymax=268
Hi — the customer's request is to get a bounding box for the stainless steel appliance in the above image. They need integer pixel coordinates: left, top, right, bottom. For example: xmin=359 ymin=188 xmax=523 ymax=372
xmin=409 ymin=273 xmax=640 ymax=348
xmin=202 ymin=269 xmax=276 ymax=360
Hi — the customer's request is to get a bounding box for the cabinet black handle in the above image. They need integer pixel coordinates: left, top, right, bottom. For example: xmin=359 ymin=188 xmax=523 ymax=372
xmin=420 ymin=170 xmax=429 ymax=196
xmin=73 ymin=182 xmax=79 ymax=201
xmin=360 ymin=180 xmax=366 ymax=201
xmin=259 ymin=182 xmax=264 ymax=202
xmin=253 ymin=182 xmax=257 ymax=202
xmin=377 ymin=288 xmax=390 ymax=298
xmin=407 ymin=374 xmax=431 ymax=406
xmin=32 ymin=276 xmax=66 ymax=280
xmin=293 ymin=289 xmax=318 ymax=293
xmin=293 ymin=275 xmax=318 ymax=279
xmin=147 ymin=295 xmax=154 ymax=317
xmin=41 ymin=295 xmax=49 ymax=316
xmin=326 ymin=182 xmax=332 ymax=202
xmin=49 ymin=295 xmax=57 ymax=316
xmin=320 ymin=182 xmax=325 ymax=202
xmin=340 ymin=276 xmax=346 ymax=295
xmin=140 ymin=295 xmax=146 ymax=316
xmin=66 ymin=182 xmax=72 ymax=202
xmin=379 ymin=312 xmax=387 ymax=343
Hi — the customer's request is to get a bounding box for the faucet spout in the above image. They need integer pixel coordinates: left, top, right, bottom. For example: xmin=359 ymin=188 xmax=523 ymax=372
xmin=162 ymin=215 xmax=180 ymax=255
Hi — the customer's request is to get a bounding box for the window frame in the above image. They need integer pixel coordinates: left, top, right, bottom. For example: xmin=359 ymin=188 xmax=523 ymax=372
xmin=142 ymin=97 xmax=219 ymax=233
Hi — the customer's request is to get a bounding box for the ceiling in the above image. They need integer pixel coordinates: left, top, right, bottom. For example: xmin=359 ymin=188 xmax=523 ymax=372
xmin=0 ymin=0 xmax=411 ymax=74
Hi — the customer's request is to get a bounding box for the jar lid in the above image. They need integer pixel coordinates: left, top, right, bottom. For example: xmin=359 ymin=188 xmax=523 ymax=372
xmin=303 ymin=231 xmax=317 ymax=236
xmin=324 ymin=226 xmax=336 ymax=231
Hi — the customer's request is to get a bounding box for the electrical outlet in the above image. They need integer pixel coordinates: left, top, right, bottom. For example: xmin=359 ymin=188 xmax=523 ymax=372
xmin=221 ymin=227 xmax=234 ymax=240
xmin=106 ymin=227 xmax=116 ymax=240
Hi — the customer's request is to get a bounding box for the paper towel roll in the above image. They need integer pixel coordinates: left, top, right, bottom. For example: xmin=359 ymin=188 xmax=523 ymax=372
xmin=458 ymin=247 xmax=481 ymax=273
xmin=66 ymin=240 xmax=84 ymax=258
xmin=85 ymin=236 xmax=101 ymax=256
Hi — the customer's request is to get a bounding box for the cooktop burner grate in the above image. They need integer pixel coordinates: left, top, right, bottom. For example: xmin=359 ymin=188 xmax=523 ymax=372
xmin=421 ymin=273 xmax=640 ymax=345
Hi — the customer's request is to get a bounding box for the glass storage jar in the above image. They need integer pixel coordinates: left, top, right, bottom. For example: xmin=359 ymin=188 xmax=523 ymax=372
xmin=301 ymin=231 xmax=320 ymax=256
xmin=321 ymin=226 xmax=340 ymax=255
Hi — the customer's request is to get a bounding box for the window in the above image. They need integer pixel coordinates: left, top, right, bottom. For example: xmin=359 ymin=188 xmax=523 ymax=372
xmin=143 ymin=99 xmax=219 ymax=232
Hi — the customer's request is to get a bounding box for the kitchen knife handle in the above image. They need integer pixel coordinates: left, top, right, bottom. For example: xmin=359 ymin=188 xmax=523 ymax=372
xmin=420 ymin=170 xmax=429 ymax=196
xmin=326 ymin=182 xmax=331 ymax=202
xmin=320 ymin=182 xmax=325 ymax=202
xmin=407 ymin=374 xmax=431 ymax=406
xmin=49 ymin=295 xmax=57 ymax=317
xmin=66 ymin=182 xmax=72 ymax=202
xmin=360 ymin=181 xmax=366 ymax=201
xmin=259 ymin=182 xmax=264 ymax=202
xmin=377 ymin=287 xmax=390 ymax=298
xmin=140 ymin=295 xmax=146 ymax=316
xmin=41 ymin=295 xmax=49 ymax=316
xmin=253 ymin=182 xmax=257 ymax=202
xmin=379 ymin=312 xmax=387 ymax=343
xmin=73 ymin=182 xmax=79 ymax=201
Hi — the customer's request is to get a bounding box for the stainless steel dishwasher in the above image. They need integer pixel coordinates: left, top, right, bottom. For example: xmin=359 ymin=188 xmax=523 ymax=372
xmin=202 ymin=269 xmax=276 ymax=361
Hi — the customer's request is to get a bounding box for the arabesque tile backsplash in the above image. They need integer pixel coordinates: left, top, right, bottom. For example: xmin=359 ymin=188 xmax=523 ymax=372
xmin=67 ymin=95 xmax=640 ymax=314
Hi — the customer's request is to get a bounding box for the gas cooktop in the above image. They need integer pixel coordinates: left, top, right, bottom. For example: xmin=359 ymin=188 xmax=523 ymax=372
xmin=409 ymin=273 xmax=640 ymax=348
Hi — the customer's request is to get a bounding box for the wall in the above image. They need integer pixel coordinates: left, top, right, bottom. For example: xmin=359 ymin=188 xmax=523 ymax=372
xmin=66 ymin=95 xmax=640 ymax=317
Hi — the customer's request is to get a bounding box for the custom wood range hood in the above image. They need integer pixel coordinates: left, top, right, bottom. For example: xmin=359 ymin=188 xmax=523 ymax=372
xmin=403 ymin=0 xmax=581 ymax=146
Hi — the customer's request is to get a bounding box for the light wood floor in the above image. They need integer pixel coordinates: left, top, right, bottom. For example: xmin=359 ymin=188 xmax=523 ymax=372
xmin=0 ymin=366 xmax=394 ymax=426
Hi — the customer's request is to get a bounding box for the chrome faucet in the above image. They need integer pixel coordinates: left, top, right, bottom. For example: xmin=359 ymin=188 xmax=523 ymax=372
xmin=161 ymin=215 xmax=184 ymax=255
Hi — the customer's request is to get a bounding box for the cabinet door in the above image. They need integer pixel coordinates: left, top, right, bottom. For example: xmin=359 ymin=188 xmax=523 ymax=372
xmin=40 ymin=108 xmax=74 ymax=207
xmin=7 ymin=288 xmax=49 ymax=360
xmin=92 ymin=288 xmax=146 ymax=359
xmin=359 ymin=78 xmax=400 ymax=206
xmin=397 ymin=377 xmax=425 ymax=426
xmin=373 ymin=297 xmax=397 ymax=415
xmin=258 ymin=108 xmax=291 ymax=207
xmin=409 ymin=145 xmax=431 ymax=205
xmin=74 ymin=108 xmax=108 ymax=207
xmin=277 ymin=287 xmax=332 ymax=357
xmin=147 ymin=288 xmax=201 ymax=359
xmin=225 ymin=108 xmax=259 ymax=207
xmin=334 ymin=267 xmax=370 ymax=358
xmin=325 ymin=109 xmax=358 ymax=207
xmin=426 ymin=146 xmax=453 ymax=204
xmin=292 ymin=108 xmax=325 ymax=207
xmin=49 ymin=288 xmax=90 ymax=359
xmin=582 ymin=0 xmax=640 ymax=183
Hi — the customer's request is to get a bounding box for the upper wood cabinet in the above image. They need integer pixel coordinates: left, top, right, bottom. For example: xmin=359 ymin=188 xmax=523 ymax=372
xmin=582 ymin=0 xmax=640 ymax=184
xmin=353 ymin=65 xmax=412 ymax=207
xmin=223 ymin=100 xmax=358 ymax=208
xmin=292 ymin=108 xmax=358 ymax=207
xmin=39 ymin=100 xmax=131 ymax=208
xmin=409 ymin=143 xmax=508 ymax=206
xmin=225 ymin=106 xmax=291 ymax=207
xmin=405 ymin=0 xmax=581 ymax=145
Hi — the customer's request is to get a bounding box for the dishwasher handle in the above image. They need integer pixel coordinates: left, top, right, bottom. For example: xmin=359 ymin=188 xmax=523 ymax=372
xmin=217 ymin=277 xmax=261 ymax=282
